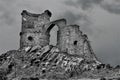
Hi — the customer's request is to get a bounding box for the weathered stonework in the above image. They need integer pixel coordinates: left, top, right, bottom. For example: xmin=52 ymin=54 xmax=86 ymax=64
xmin=20 ymin=10 xmax=98 ymax=62
xmin=20 ymin=10 xmax=52 ymax=49
xmin=0 ymin=10 xmax=120 ymax=80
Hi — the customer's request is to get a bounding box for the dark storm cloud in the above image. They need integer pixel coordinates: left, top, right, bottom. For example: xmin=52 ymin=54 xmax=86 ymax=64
xmin=58 ymin=11 xmax=94 ymax=35
xmin=65 ymin=0 xmax=103 ymax=10
xmin=100 ymin=1 xmax=120 ymax=14
xmin=63 ymin=0 xmax=104 ymax=35
xmin=65 ymin=0 xmax=120 ymax=14
xmin=58 ymin=11 xmax=87 ymax=24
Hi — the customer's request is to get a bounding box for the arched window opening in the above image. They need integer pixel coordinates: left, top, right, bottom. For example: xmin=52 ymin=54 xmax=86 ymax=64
xmin=47 ymin=24 xmax=55 ymax=33
xmin=49 ymin=25 xmax=58 ymax=46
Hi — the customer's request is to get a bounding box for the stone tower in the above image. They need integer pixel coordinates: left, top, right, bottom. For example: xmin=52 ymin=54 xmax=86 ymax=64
xmin=57 ymin=24 xmax=99 ymax=61
xmin=20 ymin=10 xmax=52 ymax=49
xmin=57 ymin=25 xmax=83 ymax=55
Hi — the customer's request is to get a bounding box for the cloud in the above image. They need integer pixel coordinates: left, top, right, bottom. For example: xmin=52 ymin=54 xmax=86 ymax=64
xmin=65 ymin=0 xmax=120 ymax=15
xmin=100 ymin=0 xmax=120 ymax=14
xmin=58 ymin=11 xmax=87 ymax=24
xmin=63 ymin=0 xmax=104 ymax=35
xmin=57 ymin=11 xmax=94 ymax=35
xmin=65 ymin=0 xmax=103 ymax=10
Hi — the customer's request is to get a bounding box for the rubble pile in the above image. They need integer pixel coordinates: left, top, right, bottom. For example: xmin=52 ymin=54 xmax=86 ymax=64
xmin=0 ymin=10 xmax=120 ymax=80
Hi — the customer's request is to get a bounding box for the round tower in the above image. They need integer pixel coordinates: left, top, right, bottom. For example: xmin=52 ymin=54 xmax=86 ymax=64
xmin=20 ymin=10 xmax=52 ymax=49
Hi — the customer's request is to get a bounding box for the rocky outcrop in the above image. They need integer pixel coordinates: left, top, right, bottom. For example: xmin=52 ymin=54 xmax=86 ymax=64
xmin=0 ymin=10 xmax=120 ymax=80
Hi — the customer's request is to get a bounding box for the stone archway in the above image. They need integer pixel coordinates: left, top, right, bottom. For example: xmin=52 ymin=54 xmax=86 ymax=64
xmin=46 ymin=19 xmax=66 ymax=46
xmin=49 ymin=25 xmax=59 ymax=46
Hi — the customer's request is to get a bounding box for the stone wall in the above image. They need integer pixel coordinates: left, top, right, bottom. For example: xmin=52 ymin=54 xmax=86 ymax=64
xmin=20 ymin=10 xmax=52 ymax=49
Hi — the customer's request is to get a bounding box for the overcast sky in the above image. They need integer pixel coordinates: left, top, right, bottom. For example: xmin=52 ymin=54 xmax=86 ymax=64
xmin=0 ymin=0 xmax=120 ymax=66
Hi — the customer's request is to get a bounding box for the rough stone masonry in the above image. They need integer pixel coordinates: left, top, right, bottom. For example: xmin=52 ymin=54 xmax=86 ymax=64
xmin=0 ymin=10 xmax=120 ymax=80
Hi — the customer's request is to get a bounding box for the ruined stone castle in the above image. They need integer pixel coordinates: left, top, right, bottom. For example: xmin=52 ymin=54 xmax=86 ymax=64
xmin=20 ymin=10 xmax=98 ymax=61
xmin=0 ymin=10 xmax=120 ymax=80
